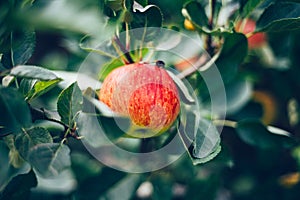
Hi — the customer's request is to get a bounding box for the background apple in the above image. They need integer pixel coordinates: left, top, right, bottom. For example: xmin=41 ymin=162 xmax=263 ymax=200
xmin=236 ymin=18 xmax=267 ymax=49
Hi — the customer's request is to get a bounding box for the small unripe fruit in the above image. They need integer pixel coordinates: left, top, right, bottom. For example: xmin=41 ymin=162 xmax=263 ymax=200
xmin=184 ymin=19 xmax=196 ymax=31
xmin=236 ymin=18 xmax=267 ymax=49
xmin=99 ymin=62 xmax=180 ymax=137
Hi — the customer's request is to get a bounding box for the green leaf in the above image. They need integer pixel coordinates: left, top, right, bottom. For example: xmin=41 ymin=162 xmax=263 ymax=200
xmin=79 ymin=35 xmax=119 ymax=59
xmin=105 ymin=0 xmax=123 ymax=11
xmin=150 ymin=175 xmax=173 ymax=200
xmin=15 ymin=127 xmax=53 ymax=159
xmin=20 ymin=0 xmax=108 ymax=36
xmin=99 ymin=58 xmax=124 ymax=81
xmin=10 ymin=65 xmax=58 ymax=80
xmin=133 ymin=0 xmax=148 ymax=8
xmin=19 ymin=79 xmax=36 ymax=97
xmin=185 ymin=176 xmax=219 ymax=200
xmin=178 ymin=104 xmax=221 ymax=165
xmin=100 ymin=174 xmax=141 ymax=200
xmin=28 ymin=143 xmax=71 ymax=177
xmin=52 ymin=70 xmax=102 ymax=90
xmin=182 ymin=1 xmax=209 ymax=29
xmin=240 ymin=0 xmax=264 ymax=18
xmin=0 ymin=140 xmax=31 ymax=190
xmin=21 ymin=78 xmax=62 ymax=101
xmin=57 ymin=82 xmax=83 ymax=126
xmin=236 ymin=119 xmax=295 ymax=149
xmin=71 ymin=153 xmax=102 ymax=183
xmin=192 ymin=33 xmax=247 ymax=103
xmin=84 ymin=96 xmax=115 ymax=116
xmin=3 ymin=135 xmax=25 ymax=168
xmin=256 ymin=2 xmax=300 ymax=32
xmin=215 ymin=32 xmax=248 ymax=83
xmin=28 ymin=78 xmax=61 ymax=100
xmin=1 ymin=30 xmax=35 ymax=69
xmin=21 ymin=0 xmax=35 ymax=8
xmin=0 ymin=170 xmax=37 ymax=200
xmin=166 ymin=70 xmax=195 ymax=105
xmin=76 ymin=112 xmax=131 ymax=147
xmin=0 ymin=86 xmax=32 ymax=136
xmin=130 ymin=2 xmax=163 ymax=41
xmin=193 ymin=118 xmax=221 ymax=159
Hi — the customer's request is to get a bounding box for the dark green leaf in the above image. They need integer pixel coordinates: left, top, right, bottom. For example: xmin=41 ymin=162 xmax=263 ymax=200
xmin=240 ymin=0 xmax=264 ymax=18
xmin=28 ymin=143 xmax=71 ymax=177
xmin=1 ymin=30 xmax=35 ymax=69
xmin=33 ymin=120 xmax=65 ymax=133
xmin=0 ymin=141 xmax=11 ymax=189
xmin=134 ymin=0 xmax=148 ymax=7
xmin=207 ymin=78 xmax=253 ymax=115
xmin=0 ymin=140 xmax=31 ymax=190
xmin=100 ymin=174 xmax=141 ymax=200
xmin=182 ymin=1 xmax=209 ymax=29
xmin=3 ymin=135 xmax=25 ymax=168
xmin=151 ymin=175 xmax=173 ymax=200
xmin=76 ymin=112 xmax=131 ymax=147
xmin=71 ymin=153 xmax=102 ymax=183
xmin=15 ymin=127 xmax=53 ymax=159
xmin=215 ymin=32 xmax=248 ymax=83
xmin=236 ymin=119 xmax=295 ymax=149
xmin=76 ymin=167 xmax=127 ymax=199
xmin=0 ymin=86 xmax=32 ymax=136
xmin=10 ymin=65 xmax=58 ymax=80
xmin=185 ymin=176 xmax=219 ymax=200
xmin=256 ymin=2 xmax=300 ymax=32
xmin=105 ymin=0 xmax=123 ymax=11
xmin=0 ymin=170 xmax=37 ymax=200
xmin=19 ymin=79 xmax=36 ymax=97
xmin=57 ymin=82 xmax=83 ymax=126
xmin=130 ymin=3 xmax=163 ymax=41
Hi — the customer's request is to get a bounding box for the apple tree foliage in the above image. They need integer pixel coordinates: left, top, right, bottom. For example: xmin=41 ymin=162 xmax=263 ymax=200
xmin=1 ymin=0 xmax=300 ymax=199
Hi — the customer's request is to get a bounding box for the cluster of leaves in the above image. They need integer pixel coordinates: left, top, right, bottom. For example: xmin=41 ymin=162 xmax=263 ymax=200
xmin=1 ymin=0 xmax=300 ymax=199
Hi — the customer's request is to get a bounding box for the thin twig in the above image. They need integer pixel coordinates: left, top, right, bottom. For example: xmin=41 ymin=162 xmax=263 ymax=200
xmin=113 ymin=35 xmax=134 ymax=64
xmin=176 ymin=50 xmax=220 ymax=79
xmin=212 ymin=119 xmax=238 ymax=128
xmin=205 ymin=0 xmax=217 ymax=56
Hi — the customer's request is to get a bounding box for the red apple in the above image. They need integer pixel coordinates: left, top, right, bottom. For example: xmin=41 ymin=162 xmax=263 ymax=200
xmin=236 ymin=18 xmax=267 ymax=49
xmin=99 ymin=62 xmax=180 ymax=137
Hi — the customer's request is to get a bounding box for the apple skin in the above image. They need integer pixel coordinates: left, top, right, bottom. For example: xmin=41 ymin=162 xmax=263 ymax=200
xmin=99 ymin=62 xmax=180 ymax=136
xmin=236 ymin=19 xmax=267 ymax=49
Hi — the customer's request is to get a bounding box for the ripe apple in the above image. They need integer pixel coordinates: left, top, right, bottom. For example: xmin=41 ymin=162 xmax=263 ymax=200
xmin=236 ymin=18 xmax=267 ymax=49
xmin=99 ymin=62 xmax=180 ymax=138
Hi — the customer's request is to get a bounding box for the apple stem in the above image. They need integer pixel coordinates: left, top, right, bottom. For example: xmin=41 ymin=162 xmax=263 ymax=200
xmin=205 ymin=0 xmax=217 ymax=56
xmin=113 ymin=35 xmax=134 ymax=64
xmin=156 ymin=60 xmax=165 ymax=68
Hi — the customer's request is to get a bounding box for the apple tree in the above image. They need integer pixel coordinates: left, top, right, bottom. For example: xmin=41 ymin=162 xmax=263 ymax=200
xmin=1 ymin=0 xmax=300 ymax=199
